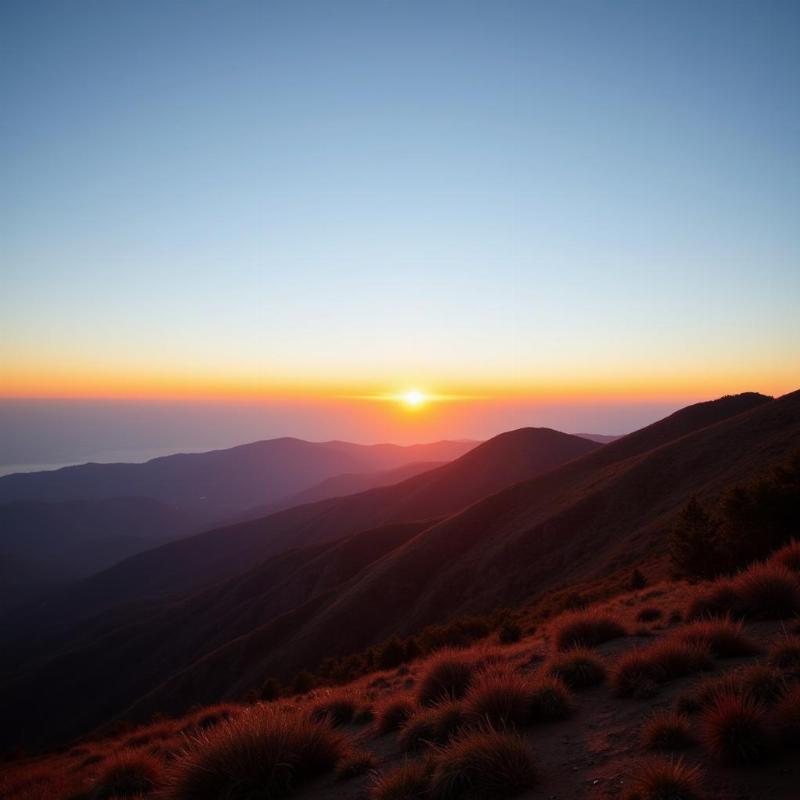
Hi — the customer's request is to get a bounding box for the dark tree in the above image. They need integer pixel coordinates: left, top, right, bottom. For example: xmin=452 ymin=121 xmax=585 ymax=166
xmin=669 ymin=496 xmax=722 ymax=579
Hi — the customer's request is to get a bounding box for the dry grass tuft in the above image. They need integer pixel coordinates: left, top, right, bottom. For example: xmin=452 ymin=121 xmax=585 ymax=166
xmin=772 ymin=540 xmax=800 ymax=573
xmin=400 ymin=702 xmax=465 ymax=751
xmin=768 ymin=635 xmax=800 ymax=677
xmin=164 ymin=706 xmax=348 ymax=800
xmin=527 ymin=675 xmax=574 ymax=722
xmin=375 ymin=699 xmax=416 ymax=735
xmin=773 ymin=685 xmax=800 ymax=747
xmin=700 ymin=691 xmax=772 ymax=764
xmin=369 ymin=758 xmax=432 ymax=800
xmin=544 ymin=648 xmax=606 ymax=690
xmin=689 ymin=562 xmax=800 ymax=621
xmin=675 ymin=618 xmax=761 ymax=658
xmin=612 ymin=639 xmax=713 ymax=697
xmin=637 ymin=608 xmax=663 ymax=623
xmin=552 ymin=608 xmax=627 ymax=651
xmin=417 ymin=652 xmax=476 ymax=706
xmin=310 ymin=695 xmax=357 ymax=727
xmin=335 ymin=750 xmax=376 ymax=781
xmin=624 ymin=757 xmax=705 ymax=800
xmin=430 ymin=728 xmax=537 ymax=799
xmin=91 ymin=749 xmax=164 ymax=798
xmin=463 ymin=669 xmax=534 ymax=730
xmin=641 ymin=711 xmax=696 ymax=750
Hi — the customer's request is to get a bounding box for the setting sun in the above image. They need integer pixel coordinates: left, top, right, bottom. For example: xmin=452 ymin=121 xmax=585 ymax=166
xmin=402 ymin=390 xmax=426 ymax=408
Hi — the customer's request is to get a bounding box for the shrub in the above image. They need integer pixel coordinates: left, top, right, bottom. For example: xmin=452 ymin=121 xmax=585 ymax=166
xmin=417 ymin=652 xmax=476 ymax=706
xmin=675 ymin=618 xmax=761 ymax=658
xmin=291 ymin=671 xmax=316 ymax=695
xmin=612 ymin=640 xmax=713 ymax=697
xmin=429 ymin=729 xmax=537 ymax=799
xmin=335 ymin=750 xmax=375 ymax=781
xmin=310 ymin=696 xmax=357 ymax=727
xmin=498 ymin=621 xmax=522 ymax=645
xmin=641 ymin=711 xmax=695 ymax=750
xmin=378 ymin=637 xmax=406 ymax=670
xmin=624 ymin=757 xmax=704 ymax=800
xmin=670 ymin=496 xmax=722 ymax=580
xmin=701 ymin=692 xmax=772 ymax=764
xmin=464 ymin=670 xmax=533 ymax=729
xmin=91 ymin=750 xmax=164 ymax=798
xmin=527 ymin=675 xmax=574 ymax=722
xmin=773 ymin=686 xmax=800 ymax=747
xmin=164 ymin=706 xmax=347 ymax=800
xmin=544 ymin=648 xmax=606 ymax=690
xmin=370 ymin=759 xmax=432 ymax=800
xmin=260 ymin=678 xmax=281 ymax=701
xmin=376 ymin=699 xmax=415 ymax=735
xmin=399 ymin=702 xmax=465 ymax=751
xmin=637 ymin=607 xmax=662 ymax=623
xmin=552 ymin=608 xmax=627 ymax=651
xmin=689 ymin=562 xmax=800 ymax=621
xmin=768 ymin=635 xmax=800 ymax=676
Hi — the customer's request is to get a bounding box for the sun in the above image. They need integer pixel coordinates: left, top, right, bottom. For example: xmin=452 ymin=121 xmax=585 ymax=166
xmin=402 ymin=389 xmax=426 ymax=408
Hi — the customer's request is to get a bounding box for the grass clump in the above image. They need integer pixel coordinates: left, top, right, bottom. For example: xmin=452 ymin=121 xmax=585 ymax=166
xmin=464 ymin=669 xmax=534 ymax=729
xmin=772 ymin=540 xmax=800 ymax=573
xmin=768 ymin=635 xmax=800 ymax=677
xmin=335 ymin=750 xmax=375 ymax=781
xmin=310 ymin=696 xmax=357 ymax=727
xmin=430 ymin=729 xmax=537 ymax=799
xmin=773 ymin=686 xmax=800 ymax=747
xmin=164 ymin=706 xmax=347 ymax=800
xmin=637 ymin=608 xmax=663 ymax=623
xmin=369 ymin=759 xmax=432 ymax=800
xmin=641 ymin=711 xmax=696 ymax=750
xmin=527 ymin=675 xmax=574 ymax=722
xmin=417 ymin=651 xmax=476 ymax=706
xmin=689 ymin=562 xmax=800 ymax=621
xmin=399 ymin=702 xmax=465 ymax=751
xmin=91 ymin=750 xmax=163 ymax=798
xmin=675 ymin=618 xmax=761 ymax=658
xmin=544 ymin=648 xmax=606 ymax=690
xmin=700 ymin=692 xmax=772 ymax=764
xmin=612 ymin=640 xmax=713 ymax=698
xmin=375 ymin=699 xmax=415 ymax=735
xmin=552 ymin=608 xmax=627 ymax=651
xmin=624 ymin=757 xmax=705 ymax=800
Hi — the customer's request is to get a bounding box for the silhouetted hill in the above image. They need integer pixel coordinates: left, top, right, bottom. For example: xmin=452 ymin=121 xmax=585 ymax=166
xmin=4 ymin=428 xmax=596 ymax=640
xmin=0 ymin=437 xmax=477 ymax=516
xmin=574 ymin=432 xmax=622 ymax=443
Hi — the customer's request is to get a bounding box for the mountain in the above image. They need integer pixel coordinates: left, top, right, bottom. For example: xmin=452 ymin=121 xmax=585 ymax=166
xmin=29 ymin=390 xmax=790 ymax=739
xmin=574 ymin=432 xmax=622 ymax=444
xmin=0 ymin=428 xmax=603 ymax=748
xmin=3 ymin=427 xmax=598 ymax=640
xmin=0 ymin=437 xmax=478 ymax=516
xmin=0 ymin=497 xmax=201 ymax=611
xmin=242 ymin=460 xmax=445 ymax=515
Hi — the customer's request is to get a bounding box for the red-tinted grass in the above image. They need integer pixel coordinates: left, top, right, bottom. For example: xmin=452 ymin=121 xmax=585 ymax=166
xmin=551 ymin=608 xmax=627 ymax=651
xmin=701 ymin=691 xmax=772 ymax=764
xmin=624 ymin=757 xmax=705 ymax=800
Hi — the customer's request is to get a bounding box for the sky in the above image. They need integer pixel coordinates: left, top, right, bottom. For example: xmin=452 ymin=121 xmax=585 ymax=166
xmin=1 ymin=1 xmax=799 ymax=466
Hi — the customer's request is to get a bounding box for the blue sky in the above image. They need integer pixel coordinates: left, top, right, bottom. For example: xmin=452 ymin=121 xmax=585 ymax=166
xmin=1 ymin=1 xmax=799 ymax=454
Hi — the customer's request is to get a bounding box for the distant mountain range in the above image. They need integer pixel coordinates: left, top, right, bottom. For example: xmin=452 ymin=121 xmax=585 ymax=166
xmin=0 ymin=437 xmax=476 ymax=612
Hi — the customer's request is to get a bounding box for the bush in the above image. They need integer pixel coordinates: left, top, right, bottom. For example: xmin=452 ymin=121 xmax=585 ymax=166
xmin=675 ymin=618 xmax=761 ymax=658
xmin=92 ymin=750 xmax=163 ymax=798
xmin=429 ymin=729 xmax=537 ymax=799
xmin=544 ymin=648 xmax=606 ymax=690
xmin=641 ymin=711 xmax=695 ymax=750
xmin=464 ymin=670 xmax=533 ymax=729
xmin=637 ymin=607 xmax=662 ymax=623
xmin=670 ymin=497 xmax=722 ymax=580
xmin=291 ymin=671 xmax=316 ymax=695
xmin=399 ymin=702 xmax=465 ymax=751
xmin=376 ymin=699 xmax=415 ymax=735
xmin=164 ymin=707 xmax=348 ymax=800
xmin=552 ymin=608 xmax=627 ymax=651
xmin=378 ymin=637 xmax=406 ymax=670
xmin=310 ymin=696 xmax=357 ymax=727
xmin=630 ymin=569 xmax=648 ymax=590
xmin=688 ymin=562 xmax=800 ymax=621
xmin=417 ymin=652 xmax=476 ymax=706
xmin=773 ymin=686 xmax=800 ymax=747
xmin=369 ymin=758 xmax=432 ymax=800
xmin=527 ymin=675 xmax=574 ymax=722
xmin=624 ymin=757 xmax=705 ymax=800
xmin=259 ymin=678 xmax=281 ymax=702
xmin=701 ymin=692 xmax=772 ymax=764
xmin=612 ymin=640 xmax=713 ymax=698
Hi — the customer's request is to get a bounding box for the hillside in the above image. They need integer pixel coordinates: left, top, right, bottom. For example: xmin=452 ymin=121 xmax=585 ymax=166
xmin=3 ymin=428 xmax=598 ymax=640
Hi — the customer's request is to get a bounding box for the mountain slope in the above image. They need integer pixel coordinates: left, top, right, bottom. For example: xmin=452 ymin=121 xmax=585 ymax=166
xmin=7 ymin=428 xmax=598 ymax=637
xmin=111 ymin=392 xmax=796 ymax=720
